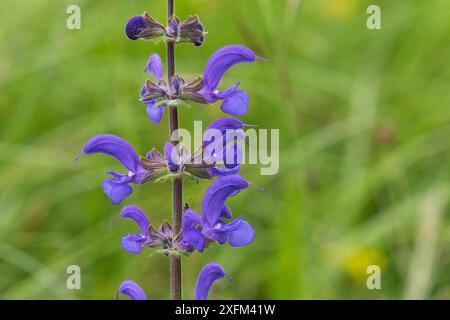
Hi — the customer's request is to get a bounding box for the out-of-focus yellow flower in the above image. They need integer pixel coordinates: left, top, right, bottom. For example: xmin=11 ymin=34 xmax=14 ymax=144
xmin=343 ymin=247 xmax=387 ymax=284
xmin=322 ymin=0 xmax=358 ymax=18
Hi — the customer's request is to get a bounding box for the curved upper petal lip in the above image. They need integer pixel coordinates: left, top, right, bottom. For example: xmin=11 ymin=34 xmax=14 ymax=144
xmin=202 ymin=45 xmax=257 ymax=92
xmin=201 ymin=174 xmax=249 ymax=227
xmin=195 ymin=263 xmax=229 ymax=300
xmin=83 ymin=134 xmax=141 ymax=172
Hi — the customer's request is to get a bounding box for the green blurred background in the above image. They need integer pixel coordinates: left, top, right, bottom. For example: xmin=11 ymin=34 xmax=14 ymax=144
xmin=0 ymin=0 xmax=449 ymax=299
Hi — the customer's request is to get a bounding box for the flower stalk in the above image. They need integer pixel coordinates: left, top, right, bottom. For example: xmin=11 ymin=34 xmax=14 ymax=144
xmin=167 ymin=0 xmax=182 ymax=301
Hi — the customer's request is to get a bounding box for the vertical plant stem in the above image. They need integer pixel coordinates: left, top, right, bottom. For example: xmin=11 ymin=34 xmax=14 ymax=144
xmin=167 ymin=0 xmax=182 ymax=300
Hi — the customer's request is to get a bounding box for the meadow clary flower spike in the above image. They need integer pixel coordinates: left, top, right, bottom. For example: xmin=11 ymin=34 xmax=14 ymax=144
xmin=82 ymin=0 xmax=265 ymax=301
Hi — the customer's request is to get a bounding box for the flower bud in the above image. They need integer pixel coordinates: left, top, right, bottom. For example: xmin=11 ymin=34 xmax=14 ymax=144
xmin=166 ymin=16 xmax=180 ymax=39
xmin=179 ymin=16 xmax=205 ymax=46
xmin=125 ymin=12 xmax=165 ymax=41
xmin=165 ymin=15 xmax=205 ymax=46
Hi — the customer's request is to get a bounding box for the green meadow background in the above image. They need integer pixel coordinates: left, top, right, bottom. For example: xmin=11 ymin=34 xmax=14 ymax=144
xmin=0 ymin=0 xmax=449 ymax=299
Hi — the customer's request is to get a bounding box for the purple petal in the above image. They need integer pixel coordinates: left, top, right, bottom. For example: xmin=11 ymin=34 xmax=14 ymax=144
xmin=125 ymin=16 xmax=147 ymax=40
xmin=102 ymin=174 xmax=133 ymax=205
xmin=203 ymin=122 xmax=244 ymax=170
xmin=208 ymin=165 xmax=240 ymax=177
xmin=117 ymin=280 xmax=147 ymax=300
xmin=201 ymin=175 xmax=249 ymax=227
xmin=229 ymin=220 xmax=255 ymax=247
xmin=121 ymin=234 xmax=144 ymax=254
xmin=203 ymin=118 xmax=245 ymax=164
xmin=204 ymin=117 xmax=244 ymax=140
xmin=167 ymin=16 xmax=179 ymax=37
xmin=140 ymin=85 xmax=148 ymax=98
xmin=145 ymin=54 xmax=163 ymax=81
xmin=181 ymin=209 xmax=205 ymax=252
xmin=120 ymin=205 xmax=150 ymax=234
xmin=170 ymin=76 xmax=182 ymax=96
xmin=211 ymin=82 xmax=240 ymax=100
xmin=146 ymin=103 xmax=165 ymax=124
xmin=195 ymin=263 xmax=228 ymax=300
xmin=164 ymin=143 xmax=180 ymax=172
xmin=204 ymin=218 xmax=242 ymax=245
xmin=203 ymin=45 xmax=256 ymax=92
xmin=223 ymin=143 xmax=243 ymax=169
xmin=220 ymin=205 xmax=232 ymax=219
xmin=187 ymin=228 xmax=205 ymax=252
xmin=83 ymin=134 xmax=140 ymax=172
xmin=220 ymin=90 xmax=249 ymax=116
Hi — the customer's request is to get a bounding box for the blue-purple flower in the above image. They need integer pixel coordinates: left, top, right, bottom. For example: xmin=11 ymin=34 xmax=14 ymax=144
xmin=119 ymin=206 xmax=151 ymax=254
xmin=119 ymin=205 xmax=178 ymax=255
xmin=139 ymin=45 xmax=261 ymax=124
xmin=117 ymin=263 xmax=229 ymax=300
xmin=202 ymin=117 xmax=245 ymax=176
xmin=179 ymin=174 xmax=255 ymax=253
xmin=82 ymin=135 xmax=149 ymax=205
xmin=198 ymin=45 xmax=261 ymax=116
xmin=140 ymin=54 xmax=166 ymax=124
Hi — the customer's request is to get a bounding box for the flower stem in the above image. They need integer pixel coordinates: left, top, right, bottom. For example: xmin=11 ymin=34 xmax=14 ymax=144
xmin=167 ymin=0 xmax=182 ymax=300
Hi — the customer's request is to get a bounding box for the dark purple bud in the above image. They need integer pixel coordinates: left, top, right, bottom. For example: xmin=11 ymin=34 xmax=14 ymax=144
xmin=125 ymin=13 xmax=165 ymax=41
xmin=193 ymin=22 xmax=205 ymax=47
xmin=125 ymin=16 xmax=147 ymax=40
xmin=179 ymin=16 xmax=205 ymax=46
